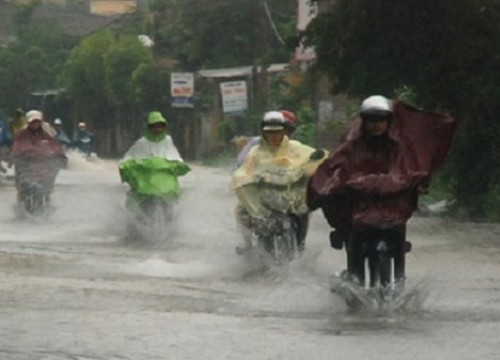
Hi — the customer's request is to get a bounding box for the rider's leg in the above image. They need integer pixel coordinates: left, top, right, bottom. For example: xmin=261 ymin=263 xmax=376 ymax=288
xmin=235 ymin=203 xmax=252 ymax=254
xmin=14 ymin=164 xmax=23 ymax=203
xmin=295 ymin=213 xmax=310 ymax=250
xmin=346 ymin=230 xmax=365 ymax=285
xmin=392 ymin=226 xmax=406 ymax=284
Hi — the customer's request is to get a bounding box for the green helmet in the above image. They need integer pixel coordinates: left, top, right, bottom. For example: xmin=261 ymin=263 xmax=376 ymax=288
xmin=147 ymin=111 xmax=167 ymax=125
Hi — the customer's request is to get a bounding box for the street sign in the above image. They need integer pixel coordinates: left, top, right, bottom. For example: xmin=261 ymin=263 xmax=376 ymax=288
xmin=220 ymin=81 xmax=248 ymax=114
xmin=171 ymin=73 xmax=194 ymax=108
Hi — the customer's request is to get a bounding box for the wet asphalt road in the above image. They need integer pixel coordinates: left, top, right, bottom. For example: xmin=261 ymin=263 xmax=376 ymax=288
xmin=0 ymin=155 xmax=499 ymax=360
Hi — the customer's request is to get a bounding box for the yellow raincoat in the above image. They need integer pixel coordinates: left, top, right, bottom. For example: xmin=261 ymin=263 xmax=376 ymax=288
xmin=10 ymin=115 xmax=27 ymax=136
xmin=229 ymin=136 xmax=327 ymax=219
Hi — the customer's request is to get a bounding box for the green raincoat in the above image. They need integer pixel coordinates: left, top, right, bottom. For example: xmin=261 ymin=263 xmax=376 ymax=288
xmin=120 ymin=157 xmax=190 ymax=200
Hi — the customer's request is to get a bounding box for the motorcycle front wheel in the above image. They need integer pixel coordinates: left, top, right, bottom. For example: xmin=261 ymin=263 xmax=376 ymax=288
xmin=140 ymin=199 xmax=172 ymax=242
xmin=21 ymin=183 xmax=47 ymax=217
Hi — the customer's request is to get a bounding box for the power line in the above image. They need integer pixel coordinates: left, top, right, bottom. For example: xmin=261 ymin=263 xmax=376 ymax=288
xmin=263 ymin=0 xmax=285 ymax=45
xmin=265 ymin=0 xmax=295 ymax=19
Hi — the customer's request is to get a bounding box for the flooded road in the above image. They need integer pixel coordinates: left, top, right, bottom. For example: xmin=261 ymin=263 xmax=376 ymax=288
xmin=1 ymin=154 xmax=499 ymax=360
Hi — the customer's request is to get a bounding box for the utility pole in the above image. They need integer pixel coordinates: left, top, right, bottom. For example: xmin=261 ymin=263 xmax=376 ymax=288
xmin=253 ymin=0 xmax=270 ymax=114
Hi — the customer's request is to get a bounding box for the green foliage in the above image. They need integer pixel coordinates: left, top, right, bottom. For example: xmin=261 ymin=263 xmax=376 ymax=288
xmin=148 ymin=0 xmax=295 ymax=69
xmin=104 ymin=37 xmax=152 ymax=106
xmin=60 ymin=30 xmax=163 ymax=155
xmin=61 ymin=31 xmax=114 ymax=118
xmin=293 ymin=106 xmax=317 ymax=146
xmin=304 ymin=0 xmax=500 ymax=221
xmin=394 ymin=85 xmax=418 ymax=106
xmin=420 ymin=171 xmax=454 ymax=205
xmin=131 ymin=63 xmax=172 ymax=111
xmin=218 ymin=117 xmax=236 ymax=143
xmin=61 ymin=31 xmax=154 ymax=119
xmin=0 ymin=2 xmax=76 ymax=113
xmin=219 ymin=111 xmax=262 ymax=140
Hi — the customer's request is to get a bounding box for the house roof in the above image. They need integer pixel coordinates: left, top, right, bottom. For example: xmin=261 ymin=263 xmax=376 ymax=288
xmin=34 ymin=7 xmax=126 ymax=36
xmin=198 ymin=64 xmax=289 ymax=79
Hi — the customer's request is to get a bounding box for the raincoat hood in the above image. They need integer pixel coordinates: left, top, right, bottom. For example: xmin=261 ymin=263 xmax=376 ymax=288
xmin=147 ymin=111 xmax=167 ymax=125
xmin=145 ymin=111 xmax=168 ymax=142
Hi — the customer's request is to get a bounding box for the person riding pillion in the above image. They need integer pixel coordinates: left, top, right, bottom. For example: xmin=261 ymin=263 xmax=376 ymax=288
xmin=230 ymin=111 xmax=327 ymax=254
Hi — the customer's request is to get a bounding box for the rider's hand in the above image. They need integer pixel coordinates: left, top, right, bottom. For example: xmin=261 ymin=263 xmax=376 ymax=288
xmin=253 ymin=174 xmax=264 ymax=184
xmin=309 ymin=149 xmax=325 ymax=161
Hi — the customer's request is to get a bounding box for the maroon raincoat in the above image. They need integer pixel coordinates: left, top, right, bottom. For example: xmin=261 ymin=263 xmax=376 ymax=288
xmin=12 ymin=127 xmax=66 ymax=160
xmin=12 ymin=127 xmax=67 ymax=189
xmin=307 ymin=100 xmax=457 ymax=230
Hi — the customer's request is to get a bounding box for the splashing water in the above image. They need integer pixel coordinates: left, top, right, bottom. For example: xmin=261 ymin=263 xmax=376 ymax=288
xmin=330 ymin=273 xmax=432 ymax=317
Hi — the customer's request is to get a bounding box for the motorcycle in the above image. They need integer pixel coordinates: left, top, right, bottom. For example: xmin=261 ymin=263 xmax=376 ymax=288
xmin=74 ymin=133 xmax=93 ymax=157
xmin=15 ymin=156 xmax=63 ymax=219
xmin=236 ymin=167 xmax=309 ymax=265
xmin=330 ymin=225 xmax=412 ymax=312
xmin=119 ymin=157 xmax=190 ymax=243
xmin=77 ymin=137 xmax=92 ymax=156
xmin=328 ymin=175 xmax=423 ymax=312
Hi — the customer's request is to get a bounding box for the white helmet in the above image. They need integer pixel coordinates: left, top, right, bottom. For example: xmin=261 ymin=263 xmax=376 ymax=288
xmin=54 ymin=118 xmax=62 ymax=125
xmin=26 ymin=110 xmax=43 ymax=123
xmin=261 ymin=111 xmax=285 ymax=131
xmin=360 ymin=95 xmax=393 ymax=118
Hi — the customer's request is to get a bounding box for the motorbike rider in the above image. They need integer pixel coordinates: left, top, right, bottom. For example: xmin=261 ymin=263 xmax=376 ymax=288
xmin=307 ymin=95 xmax=456 ymax=285
xmin=11 ymin=110 xmax=67 ymax=206
xmin=0 ymin=117 xmax=12 ymax=174
xmin=53 ymin=118 xmax=71 ymax=149
xmin=121 ymin=111 xmax=183 ymax=162
xmin=24 ymin=110 xmax=58 ymax=138
xmin=230 ymin=111 xmax=326 ymax=255
xmin=119 ymin=111 xmax=189 ymax=213
xmin=236 ymin=110 xmax=298 ymax=168
xmin=73 ymin=122 xmax=95 ymax=157
xmin=9 ymin=108 xmax=27 ymax=137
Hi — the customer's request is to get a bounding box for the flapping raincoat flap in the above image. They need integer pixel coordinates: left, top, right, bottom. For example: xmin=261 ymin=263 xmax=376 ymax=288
xmin=345 ymin=100 xmax=457 ymax=176
xmin=308 ymin=100 xmax=457 ymax=229
xmin=120 ymin=157 xmax=190 ymax=199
